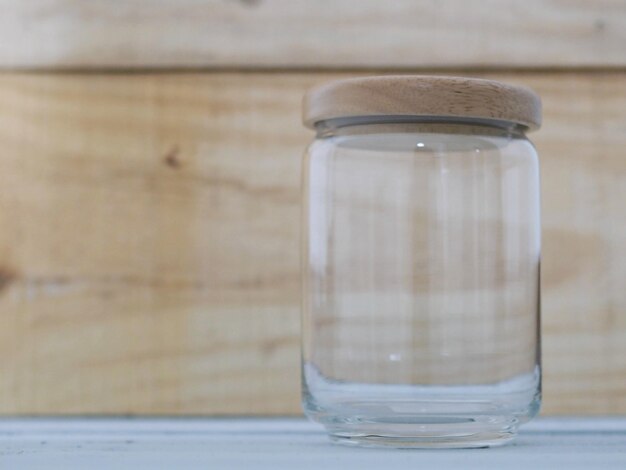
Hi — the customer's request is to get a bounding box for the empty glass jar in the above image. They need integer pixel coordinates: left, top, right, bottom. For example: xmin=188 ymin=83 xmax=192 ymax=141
xmin=301 ymin=76 xmax=542 ymax=448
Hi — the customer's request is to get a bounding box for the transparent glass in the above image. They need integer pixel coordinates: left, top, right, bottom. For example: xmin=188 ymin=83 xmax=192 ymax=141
xmin=301 ymin=119 xmax=541 ymax=448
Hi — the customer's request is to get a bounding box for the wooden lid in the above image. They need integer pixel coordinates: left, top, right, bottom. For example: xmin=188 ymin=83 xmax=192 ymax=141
xmin=303 ymin=75 xmax=542 ymax=131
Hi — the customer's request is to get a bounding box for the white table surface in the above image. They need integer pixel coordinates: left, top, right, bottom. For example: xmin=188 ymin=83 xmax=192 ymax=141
xmin=0 ymin=417 xmax=624 ymax=469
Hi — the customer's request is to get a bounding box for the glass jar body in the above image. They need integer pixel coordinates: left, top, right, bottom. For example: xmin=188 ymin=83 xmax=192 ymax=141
xmin=301 ymin=120 xmax=541 ymax=448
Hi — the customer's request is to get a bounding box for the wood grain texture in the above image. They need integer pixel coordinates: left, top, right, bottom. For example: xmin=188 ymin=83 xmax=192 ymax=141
xmin=0 ymin=72 xmax=624 ymax=414
xmin=0 ymin=0 xmax=625 ymax=69
xmin=303 ymin=75 xmax=542 ymax=129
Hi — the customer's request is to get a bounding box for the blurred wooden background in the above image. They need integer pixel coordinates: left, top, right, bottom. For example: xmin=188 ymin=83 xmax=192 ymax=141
xmin=0 ymin=0 xmax=624 ymax=415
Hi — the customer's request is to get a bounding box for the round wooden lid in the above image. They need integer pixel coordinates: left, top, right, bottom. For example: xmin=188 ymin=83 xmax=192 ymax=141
xmin=303 ymin=75 xmax=542 ymax=131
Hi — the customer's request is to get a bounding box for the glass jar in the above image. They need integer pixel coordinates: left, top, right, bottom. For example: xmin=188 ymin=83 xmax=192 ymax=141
xmin=301 ymin=76 xmax=542 ymax=448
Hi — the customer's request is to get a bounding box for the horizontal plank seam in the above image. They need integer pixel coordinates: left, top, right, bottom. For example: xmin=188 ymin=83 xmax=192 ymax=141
xmin=0 ymin=66 xmax=625 ymax=75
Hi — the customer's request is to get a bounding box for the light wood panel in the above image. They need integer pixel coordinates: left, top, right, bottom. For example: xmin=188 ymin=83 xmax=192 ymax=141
xmin=0 ymin=0 xmax=625 ymax=69
xmin=0 ymin=72 xmax=624 ymax=414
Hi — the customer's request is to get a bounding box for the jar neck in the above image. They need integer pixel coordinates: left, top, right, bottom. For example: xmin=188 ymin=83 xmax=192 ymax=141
xmin=314 ymin=116 xmax=528 ymax=139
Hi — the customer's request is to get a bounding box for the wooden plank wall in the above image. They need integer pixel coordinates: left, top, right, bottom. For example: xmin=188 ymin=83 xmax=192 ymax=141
xmin=1 ymin=0 xmax=625 ymax=69
xmin=0 ymin=1 xmax=624 ymax=415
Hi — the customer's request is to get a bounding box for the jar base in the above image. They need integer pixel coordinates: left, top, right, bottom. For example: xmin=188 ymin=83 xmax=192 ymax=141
xmin=328 ymin=427 xmax=516 ymax=449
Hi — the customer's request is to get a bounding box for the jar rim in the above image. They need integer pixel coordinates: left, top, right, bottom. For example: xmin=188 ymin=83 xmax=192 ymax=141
xmin=302 ymin=75 xmax=542 ymax=132
xmin=315 ymin=115 xmax=529 ymax=134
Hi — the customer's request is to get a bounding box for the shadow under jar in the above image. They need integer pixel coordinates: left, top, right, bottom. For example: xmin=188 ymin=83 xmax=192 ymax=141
xmin=301 ymin=76 xmax=542 ymax=448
